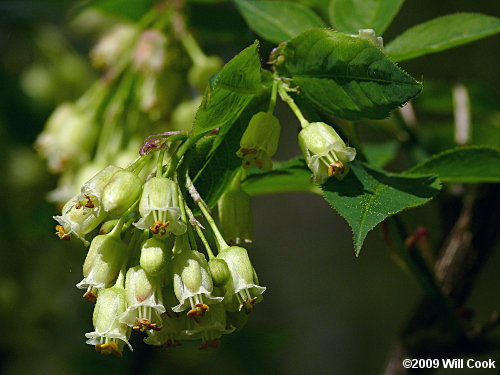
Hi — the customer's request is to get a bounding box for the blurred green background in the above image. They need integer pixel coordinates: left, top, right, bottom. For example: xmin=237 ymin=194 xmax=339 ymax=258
xmin=0 ymin=1 xmax=499 ymax=374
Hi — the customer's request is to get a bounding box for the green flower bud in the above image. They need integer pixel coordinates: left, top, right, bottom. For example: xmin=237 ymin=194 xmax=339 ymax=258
xmin=140 ymin=237 xmax=171 ymax=276
xmin=101 ymin=170 xmax=142 ymax=217
xmin=183 ymin=300 xmax=234 ymax=349
xmin=81 ymin=165 xmax=122 ymax=199
xmin=298 ymin=122 xmax=356 ymax=184
xmin=237 ymin=112 xmax=280 ymax=171
xmin=120 ymin=266 xmax=165 ymax=331
xmin=217 ymin=246 xmax=265 ymax=313
xmin=170 ymin=241 xmax=223 ymax=317
xmin=99 ymin=219 xmax=119 ymax=235
xmin=208 ymin=258 xmax=230 ymax=287
xmin=134 ymin=177 xmax=186 ymax=238
xmin=188 ymin=56 xmax=223 ymax=92
xmin=76 ymin=229 xmax=128 ymax=301
xmin=134 ymin=30 xmax=168 ymax=74
xmin=85 ymin=285 xmax=132 ymax=356
xmin=217 ymin=189 xmax=252 ymax=245
xmin=91 ymin=24 xmax=137 ymax=69
xmin=35 ymin=103 xmax=98 ymax=173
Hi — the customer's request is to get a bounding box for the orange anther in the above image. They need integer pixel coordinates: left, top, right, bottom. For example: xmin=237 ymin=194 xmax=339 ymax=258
xmin=328 ymin=161 xmax=344 ymax=177
xmin=55 ymin=225 xmax=71 ymax=240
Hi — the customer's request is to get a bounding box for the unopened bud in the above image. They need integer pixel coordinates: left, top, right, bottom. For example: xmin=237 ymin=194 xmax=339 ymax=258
xmin=99 ymin=219 xmax=119 ymax=235
xmin=208 ymin=258 xmax=230 ymax=287
xmin=101 ymin=169 xmax=142 ymax=217
xmin=217 ymin=189 xmax=252 ymax=245
xmin=140 ymin=237 xmax=170 ymax=276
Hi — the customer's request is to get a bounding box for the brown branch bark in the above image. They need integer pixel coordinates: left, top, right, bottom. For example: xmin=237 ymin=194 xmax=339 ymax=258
xmin=383 ymin=184 xmax=500 ymax=375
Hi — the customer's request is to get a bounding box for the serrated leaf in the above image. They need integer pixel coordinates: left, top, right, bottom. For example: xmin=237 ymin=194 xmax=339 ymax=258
xmin=193 ymin=41 xmax=269 ymax=136
xmin=322 ymin=161 xmax=441 ymax=255
xmin=277 ymin=29 xmax=422 ymax=120
xmin=406 ymin=146 xmax=500 ymax=183
xmin=191 ymin=94 xmax=270 ymax=207
xmin=386 ymin=13 xmax=500 ymax=62
xmin=364 ymin=140 xmax=399 ymax=167
xmin=235 ymin=0 xmax=326 ymax=44
xmin=242 ymin=157 xmax=318 ymax=195
xmin=328 ymin=0 xmax=404 ymax=35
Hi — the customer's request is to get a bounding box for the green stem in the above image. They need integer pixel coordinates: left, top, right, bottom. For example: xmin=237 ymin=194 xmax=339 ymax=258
xmin=197 ymin=198 xmax=229 ymax=252
xmin=176 ymin=184 xmax=197 ymax=250
xmin=278 ymin=84 xmax=309 ymax=128
xmin=184 ymin=203 xmax=216 ymax=259
xmin=386 ymin=217 xmax=466 ymax=342
xmin=126 ymin=152 xmax=153 ymax=174
xmin=186 ymin=175 xmax=229 ymax=251
xmin=156 ymin=149 xmax=166 ymax=177
xmin=181 ymin=31 xmax=207 ymax=66
xmin=164 ymin=134 xmax=204 ymax=178
xmin=268 ymin=79 xmax=278 ymax=113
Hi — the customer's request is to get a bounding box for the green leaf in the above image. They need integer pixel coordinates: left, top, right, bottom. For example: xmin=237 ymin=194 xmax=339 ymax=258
xmin=328 ymin=0 xmax=404 ymax=35
xmin=242 ymin=157 xmax=319 ymax=195
xmin=192 ymin=41 xmax=269 ymax=136
xmin=386 ymin=13 xmax=500 ymax=62
xmin=277 ymin=29 xmax=422 ymax=120
xmin=235 ymin=0 xmax=326 ymax=44
xmin=322 ymin=161 xmax=441 ymax=255
xmin=406 ymin=146 xmax=500 ymax=183
xmin=364 ymin=140 xmax=398 ymax=168
xmin=190 ymin=94 xmax=270 ymax=207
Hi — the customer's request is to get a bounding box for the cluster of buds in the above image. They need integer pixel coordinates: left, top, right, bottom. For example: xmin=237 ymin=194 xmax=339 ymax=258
xmin=53 ymin=150 xmax=265 ymax=356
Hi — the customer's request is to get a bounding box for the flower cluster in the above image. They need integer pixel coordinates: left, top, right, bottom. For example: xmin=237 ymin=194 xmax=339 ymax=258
xmin=54 ymin=151 xmax=265 ymax=356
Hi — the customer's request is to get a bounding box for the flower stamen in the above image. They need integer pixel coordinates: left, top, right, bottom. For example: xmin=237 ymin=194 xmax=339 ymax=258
xmin=133 ymin=318 xmax=161 ymax=332
xmin=328 ymin=161 xmax=345 ymax=177
xmin=55 ymin=225 xmax=71 ymax=240
xmin=150 ymin=220 xmax=170 ymax=235
xmin=95 ymin=341 xmax=122 ymax=356
xmin=83 ymin=287 xmax=97 ymax=303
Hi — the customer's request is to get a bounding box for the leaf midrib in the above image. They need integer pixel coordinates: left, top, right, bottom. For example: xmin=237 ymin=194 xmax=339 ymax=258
xmin=355 ymin=175 xmax=387 ymax=249
xmin=293 ymin=73 xmax=420 ymax=86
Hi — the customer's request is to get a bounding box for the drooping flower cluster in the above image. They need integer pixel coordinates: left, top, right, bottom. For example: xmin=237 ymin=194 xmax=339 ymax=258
xmin=42 ymin=6 xmax=358 ymax=357
xmin=53 ymin=148 xmax=266 ymax=356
